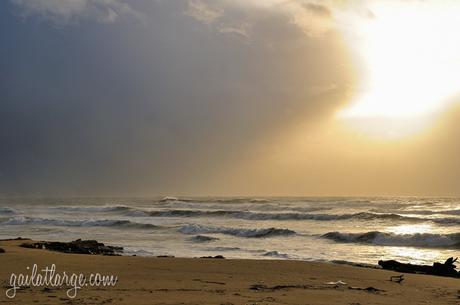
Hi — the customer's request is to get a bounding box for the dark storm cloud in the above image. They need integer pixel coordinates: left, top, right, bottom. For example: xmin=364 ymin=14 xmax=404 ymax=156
xmin=9 ymin=0 xmax=144 ymax=24
xmin=0 ymin=0 xmax=352 ymax=196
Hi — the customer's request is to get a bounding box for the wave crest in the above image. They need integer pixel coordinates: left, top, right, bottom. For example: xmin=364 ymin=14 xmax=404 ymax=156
xmin=262 ymin=250 xmax=289 ymax=258
xmin=178 ymin=224 xmax=296 ymax=238
xmin=52 ymin=205 xmax=132 ymax=213
xmin=322 ymin=231 xmax=460 ymax=248
xmin=147 ymin=209 xmax=419 ymax=221
xmin=0 ymin=207 xmax=17 ymax=215
xmin=2 ymin=216 xmax=158 ymax=229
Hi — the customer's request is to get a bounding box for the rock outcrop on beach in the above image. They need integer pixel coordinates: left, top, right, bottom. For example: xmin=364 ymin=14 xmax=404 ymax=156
xmin=0 ymin=237 xmax=30 ymax=241
xmin=378 ymin=257 xmax=459 ymax=278
xmin=189 ymin=235 xmax=219 ymax=243
xmin=20 ymin=239 xmax=123 ymax=256
xmin=199 ymin=255 xmax=225 ymax=259
xmin=0 ymin=248 xmax=5 ymax=253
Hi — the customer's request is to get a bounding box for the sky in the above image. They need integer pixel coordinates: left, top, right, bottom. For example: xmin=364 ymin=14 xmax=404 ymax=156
xmin=1 ymin=0 xmax=460 ymax=197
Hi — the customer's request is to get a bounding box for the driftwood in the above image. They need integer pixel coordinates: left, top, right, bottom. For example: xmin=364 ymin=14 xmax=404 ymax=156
xmin=20 ymin=239 xmax=123 ymax=256
xmin=379 ymin=257 xmax=459 ymax=278
xmin=389 ymin=274 xmax=404 ymax=283
xmin=348 ymin=286 xmax=385 ymax=293
xmin=249 ymin=283 xmax=385 ymax=294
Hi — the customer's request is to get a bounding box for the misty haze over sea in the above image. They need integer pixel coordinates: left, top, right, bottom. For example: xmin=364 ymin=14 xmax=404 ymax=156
xmin=1 ymin=197 xmax=460 ymax=265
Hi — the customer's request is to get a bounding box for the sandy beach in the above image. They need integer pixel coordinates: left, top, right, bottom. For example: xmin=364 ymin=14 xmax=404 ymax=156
xmin=0 ymin=239 xmax=459 ymax=305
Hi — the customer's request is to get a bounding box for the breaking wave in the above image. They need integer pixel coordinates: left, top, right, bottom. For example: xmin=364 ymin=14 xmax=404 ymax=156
xmin=146 ymin=209 xmax=419 ymax=221
xmin=52 ymin=205 xmax=132 ymax=213
xmin=1 ymin=216 xmax=158 ymax=229
xmin=0 ymin=207 xmax=17 ymax=215
xmin=262 ymin=250 xmax=289 ymax=258
xmin=322 ymin=231 xmax=460 ymax=248
xmin=399 ymin=209 xmax=460 ymax=216
xmin=178 ymin=224 xmax=296 ymax=238
xmin=157 ymin=197 xmax=274 ymax=204
xmin=144 ymin=209 xmax=460 ymax=226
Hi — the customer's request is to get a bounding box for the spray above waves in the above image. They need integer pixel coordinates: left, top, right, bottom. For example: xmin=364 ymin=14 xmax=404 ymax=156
xmin=322 ymin=231 xmax=460 ymax=248
xmin=178 ymin=224 xmax=296 ymax=238
xmin=1 ymin=216 xmax=158 ymax=229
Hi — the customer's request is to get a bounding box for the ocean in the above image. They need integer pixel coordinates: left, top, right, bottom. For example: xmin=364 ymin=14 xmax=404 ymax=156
xmin=1 ymin=197 xmax=459 ymax=265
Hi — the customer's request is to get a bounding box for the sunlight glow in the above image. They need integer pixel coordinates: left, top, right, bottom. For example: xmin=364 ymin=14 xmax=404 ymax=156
xmin=338 ymin=1 xmax=460 ymax=137
xmin=388 ymin=224 xmax=433 ymax=235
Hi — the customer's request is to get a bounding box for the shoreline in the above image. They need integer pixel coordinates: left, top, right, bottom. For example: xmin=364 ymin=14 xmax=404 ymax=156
xmin=0 ymin=237 xmax=383 ymax=269
xmin=1 ymin=238 xmax=460 ymax=304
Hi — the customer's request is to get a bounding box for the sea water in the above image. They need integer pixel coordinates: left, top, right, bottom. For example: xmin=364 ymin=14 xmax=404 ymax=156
xmin=1 ymin=197 xmax=459 ymax=265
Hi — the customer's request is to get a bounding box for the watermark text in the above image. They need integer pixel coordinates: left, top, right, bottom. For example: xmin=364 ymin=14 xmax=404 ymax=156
xmin=5 ymin=264 xmax=118 ymax=299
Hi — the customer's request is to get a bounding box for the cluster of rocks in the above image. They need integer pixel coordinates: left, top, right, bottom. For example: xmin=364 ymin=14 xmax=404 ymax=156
xmin=378 ymin=257 xmax=459 ymax=278
xmin=20 ymin=239 xmax=123 ymax=256
xmin=0 ymin=248 xmax=5 ymax=253
xmin=199 ymin=255 xmax=225 ymax=259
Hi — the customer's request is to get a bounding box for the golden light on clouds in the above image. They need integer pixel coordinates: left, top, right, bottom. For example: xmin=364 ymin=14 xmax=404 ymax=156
xmin=337 ymin=1 xmax=460 ymax=138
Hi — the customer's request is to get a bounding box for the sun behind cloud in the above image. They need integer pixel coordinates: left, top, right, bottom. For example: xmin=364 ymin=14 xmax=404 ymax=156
xmin=337 ymin=1 xmax=460 ymax=138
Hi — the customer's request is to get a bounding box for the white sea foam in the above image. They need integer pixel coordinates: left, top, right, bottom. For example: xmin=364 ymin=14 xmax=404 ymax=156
xmin=2 ymin=216 xmax=158 ymax=229
xmin=322 ymin=231 xmax=460 ymax=248
xmin=262 ymin=250 xmax=289 ymax=258
xmin=0 ymin=207 xmax=17 ymax=215
xmin=178 ymin=224 xmax=296 ymax=238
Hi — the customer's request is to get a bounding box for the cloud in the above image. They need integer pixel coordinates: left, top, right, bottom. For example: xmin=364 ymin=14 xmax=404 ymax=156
xmin=303 ymin=2 xmax=332 ymax=18
xmin=218 ymin=23 xmax=251 ymax=39
xmin=185 ymin=0 xmax=337 ymax=38
xmin=184 ymin=0 xmax=223 ymax=25
xmin=285 ymin=1 xmax=335 ymax=37
xmin=10 ymin=0 xmax=143 ymax=24
xmin=185 ymin=0 xmax=251 ymax=39
xmin=0 ymin=0 xmax=353 ymax=196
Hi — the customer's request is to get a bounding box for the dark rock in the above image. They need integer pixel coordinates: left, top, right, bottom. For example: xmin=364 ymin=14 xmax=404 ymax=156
xmin=0 ymin=248 xmax=5 ymax=253
xmin=0 ymin=237 xmax=31 ymax=241
xmin=200 ymin=255 xmax=225 ymax=259
xmin=378 ymin=257 xmax=459 ymax=278
xmin=20 ymin=239 xmax=123 ymax=256
xmin=190 ymin=235 xmax=219 ymax=243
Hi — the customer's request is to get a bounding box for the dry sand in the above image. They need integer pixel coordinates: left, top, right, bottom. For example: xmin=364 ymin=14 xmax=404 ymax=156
xmin=0 ymin=239 xmax=459 ymax=305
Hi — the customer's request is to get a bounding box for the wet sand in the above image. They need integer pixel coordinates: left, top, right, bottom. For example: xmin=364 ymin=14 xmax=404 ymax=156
xmin=0 ymin=239 xmax=459 ymax=305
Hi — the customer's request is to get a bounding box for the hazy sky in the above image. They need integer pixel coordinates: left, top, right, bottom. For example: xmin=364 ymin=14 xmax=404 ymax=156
xmin=1 ymin=0 xmax=460 ymax=197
